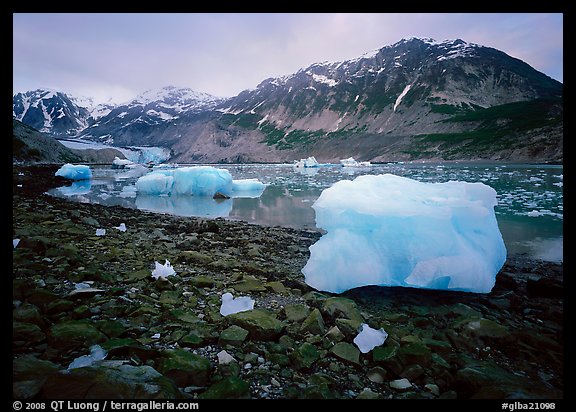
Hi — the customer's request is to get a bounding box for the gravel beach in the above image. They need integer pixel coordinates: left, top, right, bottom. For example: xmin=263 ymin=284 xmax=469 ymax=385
xmin=12 ymin=164 xmax=563 ymax=399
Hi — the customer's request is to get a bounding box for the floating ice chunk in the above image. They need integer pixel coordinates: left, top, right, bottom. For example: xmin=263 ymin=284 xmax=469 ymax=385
xmin=119 ymin=185 xmax=137 ymax=198
xmin=353 ymin=324 xmax=388 ymax=353
xmin=231 ymin=179 xmax=267 ymax=198
xmin=340 ymin=157 xmax=371 ymax=167
xmin=219 ymin=292 xmax=255 ymax=316
xmin=13 ymin=239 xmax=20 ymax=248
xmin=294 ymin=156 xmax=320 ymax=168
xmin=112 ymin=156 xmax=134 ymax=169
xmin=95 ymin=228 xmax=106 ymax=236
xmin=114 ymin=223 xmax=127 ymax=232
xmin=67 ymin=345 xmax=107 ymax=370
xmin=151 ymin=260 xmax=176 ymax=279
xmin=302 ymin=174 xmax=506 ymax=294
xmin=136 ymin=166 xmax=238 ymax=197
xmin=55 ymin=164 xmax=92 ymax=181
xmin=136 ymin=172 xmax=173 ymax=196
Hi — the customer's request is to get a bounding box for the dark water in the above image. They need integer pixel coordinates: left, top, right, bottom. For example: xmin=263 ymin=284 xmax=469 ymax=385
xmin=48 ymin=162 xmax=563 ymax=263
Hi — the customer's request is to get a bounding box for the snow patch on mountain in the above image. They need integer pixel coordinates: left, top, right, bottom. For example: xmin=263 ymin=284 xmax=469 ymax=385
xmin=394 ymin=84 xmax=412 ymax=112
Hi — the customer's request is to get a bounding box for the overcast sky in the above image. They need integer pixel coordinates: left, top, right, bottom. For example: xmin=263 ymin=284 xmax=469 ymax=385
xmin=13 ymin=13 xmax=563 ymax=104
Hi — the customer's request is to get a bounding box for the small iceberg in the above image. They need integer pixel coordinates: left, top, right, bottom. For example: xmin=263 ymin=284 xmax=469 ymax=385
xmin=111 ymin=156 xmax=134 ymax=169
xmin=220 ymin=292 xmax=255 ymax=316
xmin=302 ymin=173 xmax=506 ymax=294
xmin=340 ymin=157 xmax=371 ymax=167
xmin=294 ymin=156 xmax=320 ymax=168
xmin=55 ymin=164 xmax=92 ymax=180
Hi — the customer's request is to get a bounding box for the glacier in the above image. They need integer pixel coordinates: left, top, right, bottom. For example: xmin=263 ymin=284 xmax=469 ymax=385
xmin=55 ymin=164 xmax=92 ymax=180
xmin=302 ymin=174 xmax=507 ymax=294
xmin=135 ymin=166 xmax=266 ymax=198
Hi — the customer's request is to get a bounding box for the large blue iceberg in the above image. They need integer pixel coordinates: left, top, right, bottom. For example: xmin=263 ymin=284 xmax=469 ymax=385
xmin=135 ymin=166 xmax=266 ymax=198
xmin=55 ymin=164 xmax=92 ymax=181
xmin=302 ymin=174 xmax=507 ymax=294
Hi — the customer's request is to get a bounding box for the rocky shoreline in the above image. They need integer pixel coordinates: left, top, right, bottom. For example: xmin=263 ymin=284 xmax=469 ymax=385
xmin=13 ymin=164 xmax=563 ymax=399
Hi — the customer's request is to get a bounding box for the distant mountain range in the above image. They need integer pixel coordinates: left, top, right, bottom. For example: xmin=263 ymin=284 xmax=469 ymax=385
xmin=13 ymin=37 xmax=563 ymax=163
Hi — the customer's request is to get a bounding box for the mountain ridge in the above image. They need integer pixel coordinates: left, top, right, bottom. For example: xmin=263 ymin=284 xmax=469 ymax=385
xmin=13 ymin=37 xmax=563 ymax=163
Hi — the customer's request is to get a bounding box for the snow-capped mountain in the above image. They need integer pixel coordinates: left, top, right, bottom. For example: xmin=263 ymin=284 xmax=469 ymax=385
xmin=12 ymin=86 xmax=224 ymax=143
xmin=168 ymin=36 xmax=560 ymax=162
xmin=13 ymin=89 xmax=91 ymax=137
xmin=77 ymin=86 xmax=224 ymax=146
xmin=217 ymin=37 xmax=561 ymax=133
xmin=14 ymin=38 xmax=563 ymax=163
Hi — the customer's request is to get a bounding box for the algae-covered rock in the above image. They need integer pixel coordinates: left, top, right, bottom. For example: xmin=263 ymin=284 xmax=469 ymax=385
xmin=227 ymin=309 xmax=284 ymax=340
xmin=156 ymin=349 xmax=211 ymax=387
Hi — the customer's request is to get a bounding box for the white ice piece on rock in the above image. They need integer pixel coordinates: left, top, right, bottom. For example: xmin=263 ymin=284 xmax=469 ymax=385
xmin=219 ymin=292 xmax=255 ymax=316
xmin=95 ymin=228 xmax=106 ymax=236
xmin=353 ymin=323 xmax=388 ymax=353
xmin=151 ymin=259 xmax=176 ymax=279
xmin=55 ymin=164 xmax=92 ymax=180
xmin=114 ymin=223 xmax=127 ymax=232
xmin=13 ymin=239 xmax=20 ymax=248
xmin=302 ymin=174 xmax=506 ymax=294
xmin=67 ymin=345 xmax=107 ymax=370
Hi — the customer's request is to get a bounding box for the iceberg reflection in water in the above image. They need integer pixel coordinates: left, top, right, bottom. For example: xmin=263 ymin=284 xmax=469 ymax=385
xmin=135 ymin=194 xmax=233 ymax=218
xmin=57 ymin=180 xmax=92 ymax=196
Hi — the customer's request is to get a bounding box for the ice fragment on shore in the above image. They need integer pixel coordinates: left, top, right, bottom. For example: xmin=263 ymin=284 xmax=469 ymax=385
xmin=13 ymin=239 xmax=20 ymax=248
xmin=151 ymin=333 xmax=161 ymax=339
xmin=302 ymin=173 xmax=506 ymax=294
xmin=55 ymin=164 xmax=92 ymax=181
xmin=67 ymin=345 xmax=107 ymax=370
xmin=114 ymin=223 xmax=127 ymax=232
xmin=95 ymin=228 xmax=106 ymax=236
xmin=151 ymin=260 xmax=176 ymax=279
xmin=220 ymin=292 xmax=255 ymax=316
xmin=353 ymin=323 xmax=388 ymax=353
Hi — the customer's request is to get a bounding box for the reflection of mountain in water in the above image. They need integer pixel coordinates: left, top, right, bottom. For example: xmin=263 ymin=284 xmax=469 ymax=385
xmin=228 ymin=185 xmax=318 ymax=229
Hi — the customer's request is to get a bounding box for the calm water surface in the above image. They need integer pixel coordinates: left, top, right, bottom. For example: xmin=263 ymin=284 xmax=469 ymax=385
xmin=48 ymin=162 xmax=563 ymax=263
